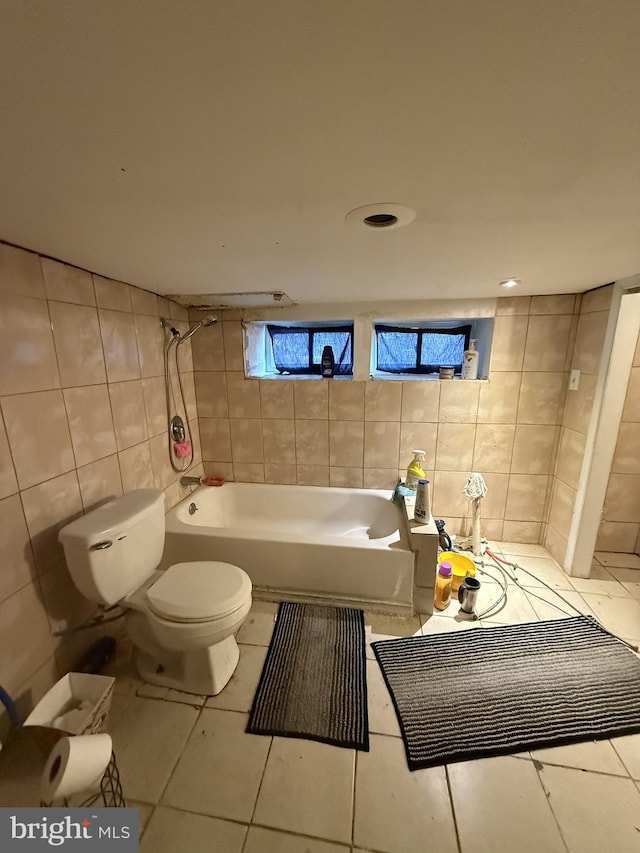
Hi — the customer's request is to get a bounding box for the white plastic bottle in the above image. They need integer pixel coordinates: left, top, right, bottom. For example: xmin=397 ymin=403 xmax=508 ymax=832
xmin=414 ymin=478 xmax=431 ymax=523
xmin=461 ymin=339 xmax=479 ymax=380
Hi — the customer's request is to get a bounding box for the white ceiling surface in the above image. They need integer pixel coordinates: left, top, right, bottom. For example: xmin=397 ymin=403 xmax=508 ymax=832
xmin=1 ymin=1 xmax=639 ymax=304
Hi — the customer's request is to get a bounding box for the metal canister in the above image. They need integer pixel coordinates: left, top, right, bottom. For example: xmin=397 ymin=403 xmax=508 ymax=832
xmin=458 ymin=576 xmax=481 ymax=614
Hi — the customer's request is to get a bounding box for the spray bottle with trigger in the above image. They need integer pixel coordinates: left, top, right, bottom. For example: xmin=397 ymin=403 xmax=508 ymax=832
xmin=405 ymin=450 xmax=426 ymax=491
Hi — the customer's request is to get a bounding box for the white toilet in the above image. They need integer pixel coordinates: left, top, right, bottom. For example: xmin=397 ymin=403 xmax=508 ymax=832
xmin=59 ymin=489 xmax=252 ymax=695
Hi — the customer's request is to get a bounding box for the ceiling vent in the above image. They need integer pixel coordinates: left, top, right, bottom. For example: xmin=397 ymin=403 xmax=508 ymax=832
xmin=345 ymin=203 xmax=416 ymax=231
xmin=167 ymin=291 xmax=295 ymax=309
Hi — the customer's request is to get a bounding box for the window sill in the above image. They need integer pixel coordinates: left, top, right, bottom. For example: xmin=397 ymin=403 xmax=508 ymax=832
xmin=249 ymin=373 xmax=355 ymax=380
xmin=248 ymin=371 xmax=490 ymax=382
xmin=369 ymin=372 xmax=488 ymax=382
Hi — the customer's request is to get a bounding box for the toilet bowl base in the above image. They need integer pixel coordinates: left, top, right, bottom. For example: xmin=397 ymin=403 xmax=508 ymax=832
xmin=134 ymin=634 xmax=240 ymax=696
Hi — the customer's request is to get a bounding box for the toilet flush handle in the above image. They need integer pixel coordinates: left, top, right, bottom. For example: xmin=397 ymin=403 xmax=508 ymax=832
xmin=90 ymin=540 xmax=113 ymax=550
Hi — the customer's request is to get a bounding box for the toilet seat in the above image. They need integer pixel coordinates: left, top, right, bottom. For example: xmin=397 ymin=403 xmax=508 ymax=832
xmin=146 ymin=561 xmax=252 ymax=624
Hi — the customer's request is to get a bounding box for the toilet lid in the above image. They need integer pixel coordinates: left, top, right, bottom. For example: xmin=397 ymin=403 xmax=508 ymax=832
xmin=147 ymin=562 xmax=251 ymax=622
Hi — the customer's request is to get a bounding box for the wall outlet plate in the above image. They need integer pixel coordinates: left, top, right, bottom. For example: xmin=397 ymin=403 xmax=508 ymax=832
xmin=569 ymin=369 xmax=581 ymax=391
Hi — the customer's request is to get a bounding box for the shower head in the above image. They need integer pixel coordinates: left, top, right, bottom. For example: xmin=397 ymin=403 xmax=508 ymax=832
xmin=178 ymin=314 xmax=218 ymax=343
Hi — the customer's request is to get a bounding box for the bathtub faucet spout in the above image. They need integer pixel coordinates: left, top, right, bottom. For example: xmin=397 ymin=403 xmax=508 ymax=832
xmin=180 ymin=475 xmax=203 ymax=487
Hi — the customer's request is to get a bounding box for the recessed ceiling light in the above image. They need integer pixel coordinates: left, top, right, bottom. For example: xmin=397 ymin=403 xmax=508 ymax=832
xmin=499 ymin=278 xmax=521 ymax=289
xmin=345 ymin=203 xmax=416 ymax=231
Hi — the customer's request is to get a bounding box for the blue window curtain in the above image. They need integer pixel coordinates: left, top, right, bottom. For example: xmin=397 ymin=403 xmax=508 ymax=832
xmin=375 ymin=324 xmax=471 ymax=374
xmin=267 ymin=325 xmax=353 ymax=375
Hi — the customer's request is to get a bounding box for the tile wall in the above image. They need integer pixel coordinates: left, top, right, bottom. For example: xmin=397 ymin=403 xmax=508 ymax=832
xmin=193 ymin=294 xmax=581 ymax=545
xmin=596 ymin=328 xmax=640 ymax=554
xmin=544 ymin=286 xmax=613 ymax=565
xmin=0 ymin=242 xmax=201 ymax=734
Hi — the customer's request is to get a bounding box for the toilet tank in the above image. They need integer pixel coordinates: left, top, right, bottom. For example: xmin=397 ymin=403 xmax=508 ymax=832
xmin=59 ymin=489 xmax=166 ymax=606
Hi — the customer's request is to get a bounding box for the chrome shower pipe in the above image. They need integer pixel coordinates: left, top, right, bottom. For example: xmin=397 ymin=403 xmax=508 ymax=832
xmin=161 ymin=314 xmax=217 ymax=474
xmin=161 ymin=319 xmax=191 ymax=473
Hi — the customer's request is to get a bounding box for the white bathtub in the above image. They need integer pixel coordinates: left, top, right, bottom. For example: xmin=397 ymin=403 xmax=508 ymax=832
xmin=162 ymin=483 xmax=415 ymax=611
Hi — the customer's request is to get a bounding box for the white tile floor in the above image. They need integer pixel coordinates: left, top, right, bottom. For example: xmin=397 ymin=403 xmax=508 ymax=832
xmin=2 ymin=544 xmax=640 ymax=852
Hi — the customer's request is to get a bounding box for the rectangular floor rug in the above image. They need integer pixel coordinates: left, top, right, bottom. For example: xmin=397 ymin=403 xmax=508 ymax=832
xmin=247 ymin=601 xmax=369 ymax=750
xmin=373 ymin=615 xmax=640 ymax=770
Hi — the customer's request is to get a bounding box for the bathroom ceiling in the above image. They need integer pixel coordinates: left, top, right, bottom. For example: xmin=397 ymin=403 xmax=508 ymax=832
xmin=1 ymin=1 xmax=639 ymax=304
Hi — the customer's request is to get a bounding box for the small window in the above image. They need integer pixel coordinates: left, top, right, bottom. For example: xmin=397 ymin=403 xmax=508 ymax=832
xmin=267 ymin=324 xmax=354 ymax=376
xmin=375 ymin=324 xmax=471 ymax=374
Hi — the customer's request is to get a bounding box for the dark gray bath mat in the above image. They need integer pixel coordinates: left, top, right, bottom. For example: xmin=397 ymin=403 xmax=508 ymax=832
xmin=247 ymin=602 xmax=369 ymax=750
xmin=373 ymin=615 xmax=640 ymax=770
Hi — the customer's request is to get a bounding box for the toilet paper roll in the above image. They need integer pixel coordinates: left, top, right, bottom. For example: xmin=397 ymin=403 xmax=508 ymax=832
xmin=41 ymin=733 xmax=113 ymax=802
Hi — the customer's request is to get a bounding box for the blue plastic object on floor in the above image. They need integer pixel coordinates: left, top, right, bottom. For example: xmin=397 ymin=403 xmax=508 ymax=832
xmin=0 ymin=684 xmax=21 ymax=727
